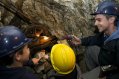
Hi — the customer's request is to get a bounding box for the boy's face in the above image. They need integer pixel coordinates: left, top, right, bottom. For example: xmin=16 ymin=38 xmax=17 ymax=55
xmin=19 ymin=44 xmax=30 ymax=63
xmin=94 ymin=14 xmax=110 ymax=33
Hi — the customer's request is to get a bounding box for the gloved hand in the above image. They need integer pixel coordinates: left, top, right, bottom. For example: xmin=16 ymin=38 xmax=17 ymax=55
xmin=62 ymin=35 xmax=81 ymax=46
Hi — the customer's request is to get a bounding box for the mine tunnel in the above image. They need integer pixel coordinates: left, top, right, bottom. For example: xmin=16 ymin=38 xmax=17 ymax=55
xmin=0 ymin=0 xmax=119 ymax=79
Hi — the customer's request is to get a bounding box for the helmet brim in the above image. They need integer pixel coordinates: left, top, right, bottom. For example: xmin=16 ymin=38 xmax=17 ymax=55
xmin=90 ymin=12 xmax=99 ymax=15
xmin=90 ymin=13 xmax=96 ymax=15
xmin=26 ymin=38 xmax=32 ymax=44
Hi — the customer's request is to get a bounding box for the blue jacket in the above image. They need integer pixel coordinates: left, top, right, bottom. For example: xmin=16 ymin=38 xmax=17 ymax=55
xmin=104 ymin=27 xmax=119 ymax=44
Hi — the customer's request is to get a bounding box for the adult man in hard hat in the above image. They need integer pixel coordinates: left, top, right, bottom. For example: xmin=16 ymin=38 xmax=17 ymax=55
xmin=64 ymin=1 xmax=119 ymax=79
xmin=0 ymin=26 xmax=46 ymax=79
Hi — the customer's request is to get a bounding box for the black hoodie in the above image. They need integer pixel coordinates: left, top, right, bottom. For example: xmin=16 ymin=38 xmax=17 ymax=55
xmin=0 ymin=66 xmax=38 ymax=79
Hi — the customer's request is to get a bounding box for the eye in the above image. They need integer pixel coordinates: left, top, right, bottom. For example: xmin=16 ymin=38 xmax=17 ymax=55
xmin=27 ymin=45 xmax=30 ymax=49
xmin=95 ymin=18 xmax=101 ymax=22
xmin=27 ymin=44 xmax=31 ymax=49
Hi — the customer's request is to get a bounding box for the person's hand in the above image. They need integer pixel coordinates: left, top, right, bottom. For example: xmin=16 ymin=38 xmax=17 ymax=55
xmin=43 ymin=54 xmax=49 ymax=59
xmin=32 ymin=50 xmax=45 ymax=65
xmin=62 ymin=35 xmax=73 ymax=40
xmin=38 ymin=50 xmax=46 ymax=58
xmin=62 ymin=35 xmax=81 ymax=46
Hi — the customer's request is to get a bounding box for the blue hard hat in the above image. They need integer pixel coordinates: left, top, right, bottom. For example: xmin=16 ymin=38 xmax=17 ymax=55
xmin=0 ymin=26 xmax=32 ymax=58
xmin=91 ymin=1 xmax=119 ymax=17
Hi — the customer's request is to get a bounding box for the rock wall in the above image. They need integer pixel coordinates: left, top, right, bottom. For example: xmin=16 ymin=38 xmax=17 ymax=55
xmin=0 ymin=0 xmax=119 ymax=37
xmin=0 ymin=0 xmax=102 ymax=37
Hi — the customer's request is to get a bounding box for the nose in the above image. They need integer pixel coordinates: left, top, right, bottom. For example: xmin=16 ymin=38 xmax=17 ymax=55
xmin=95 ymin=20 xmax=98 ymax=26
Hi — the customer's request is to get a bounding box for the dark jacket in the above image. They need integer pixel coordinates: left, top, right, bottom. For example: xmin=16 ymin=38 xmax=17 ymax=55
xmin=0 ymin=66 xmax=39 ymax=79
xmin=47 ymin=64 xmax=82 ymax=79
xmin=81 ymin=29 xmax=119 ymax=79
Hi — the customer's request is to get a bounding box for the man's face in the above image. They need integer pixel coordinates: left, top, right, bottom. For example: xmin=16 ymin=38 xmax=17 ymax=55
xmin=94 ymin=14 xmax=110 ymax=33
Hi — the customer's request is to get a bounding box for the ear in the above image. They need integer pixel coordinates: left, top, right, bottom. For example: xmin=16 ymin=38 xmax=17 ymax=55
xmin=109 ymin=17 xmax=116 ymax=24
xmin=14 ymin=52 xmax=22 ymax=61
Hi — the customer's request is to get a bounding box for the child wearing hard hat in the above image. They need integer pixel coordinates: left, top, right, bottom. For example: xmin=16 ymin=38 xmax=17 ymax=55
xmin=47 ymin=44 xmax=83 ymax=79
xmin=0 ymin=26 xmax=47 ymax=79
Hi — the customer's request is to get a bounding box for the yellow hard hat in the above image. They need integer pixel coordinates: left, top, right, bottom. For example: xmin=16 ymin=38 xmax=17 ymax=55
xmin=50 ymin=44 xmax=76 ymax=74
